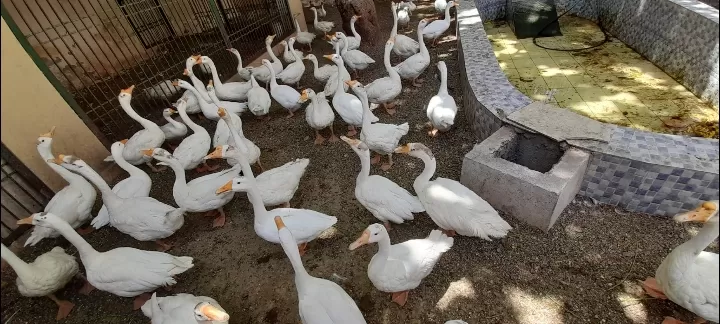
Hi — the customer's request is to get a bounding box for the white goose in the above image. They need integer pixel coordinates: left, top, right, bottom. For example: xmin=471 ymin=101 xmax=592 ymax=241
xmin=246 ymin=35 xmax=284 ymax=87
xmin=247 ymin=72 xmax=272 ymax=120
xmin=364 ymin=39 xmax=403 ymax=115
xmin=310 ymin=7 xmax=334 ymax=35
xmin=150 ymin=148 xmax=240 ymax=228
xmin=29 ymin=127 xmax=96 ymax=246
xmin=327 ymin=16 xmax=362 ymax=51
xmin=141 ymin=293 xmax=230 ymax=324
xmin=282 ymin=39 xmax=304 ymax=64
xmin=104 ymin=86 xmax=166 ymax=172
xmin=171 ymin=79 xmax=244 ymax=151
xmin=1 ymin=243 xmax=79 ymax=320
xmin=394 ymin=143 xmax=513 ymax=239
xmin=217 ymin=177 xmax=336 ymax=256
xmin=327 ymin=54 xmax=378 ymax=137
xmin=276 ymin=38 xmax=306 ymax=88
xmin=394 ymin=19 xmax=431 ymax=87
xmin=349 ymin=224 xmax=453 ymax=306
xmin=275 ymin=217 xmax=367 ymax=324
xmin=92 ymin=140 xmax=152 ymax=230
xmin=305 ymin=88 xmax=337 ymax=145
xmin=167 ymin=98 xmax=215 ymax=172
xmin=305 ymin=54 xmax=336 ymax=83
xmin=56 ymin=155 xmax=186 ymax=251
xmin=17 ymin=212 xmax=194 ymax=310
xmin=426 ymin=61 xmax=457 ymax=137
xmin=342 ymin=136 xmax=423 ymax=229
xmin=642 ymin=201 xmax=719 ymax=324
xmin=184 ymin=56 xmax=213 ymax=103
xmin=323 ymin=45 xmax=351 ymax=97
xmin=264 ymin=59 xmax=308 ymax=118
xmin=218 ymin=107 xmax=262 ymax=170
xmin=209 ymin=143 xmax=308 ymax=208
xmin=293 ymin=13 xmax=317 ymax=51
xmin=206 ymin=80 xmax=248 ymax=115
xmin=228 ymin=48 xmax=251 ymax=81
xmin=423 ymin=1 xmax=457 ymax=47
xmin=199 ymin=55 xmax=251 ymax=102
xmin=390 ymin=2 xmax=419 ymax=58
xmin=349 ymin=80 xmax=408 ymax=171
xmin=397 ymin=7 xmax=410 ymax=30
xmin=159 ymin=108 xmax=188 ymax=144
xmin=335 ymin=32 xmax=374 ymax=78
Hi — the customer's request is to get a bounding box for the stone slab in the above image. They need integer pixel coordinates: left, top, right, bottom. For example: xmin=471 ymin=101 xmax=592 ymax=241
xmin=507 ymin=101 xmax=612 ymax=144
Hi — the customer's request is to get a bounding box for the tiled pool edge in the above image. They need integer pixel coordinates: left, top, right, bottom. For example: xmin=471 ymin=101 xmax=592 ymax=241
xmin=458 ymin=0 xmax=720 ymax=217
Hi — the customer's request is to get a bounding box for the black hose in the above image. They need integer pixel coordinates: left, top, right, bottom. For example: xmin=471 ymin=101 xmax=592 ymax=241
xmin=531 ymin=2 xmax=610 ymax=52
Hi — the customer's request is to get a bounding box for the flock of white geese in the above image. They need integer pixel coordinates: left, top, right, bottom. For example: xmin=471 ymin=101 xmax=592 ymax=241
xmin=1 ymin=0 xmax=718 ymax=323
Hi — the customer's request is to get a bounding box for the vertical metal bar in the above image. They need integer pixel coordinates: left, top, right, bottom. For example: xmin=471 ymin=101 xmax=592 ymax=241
xmin=207 ymin=0 xmax=231 ymax=48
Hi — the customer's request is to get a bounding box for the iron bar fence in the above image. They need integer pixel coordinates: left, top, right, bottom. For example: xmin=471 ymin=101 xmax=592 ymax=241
xmin=2 ymin=0 xmax=294 ymax=141
xmin=0 ymin=144 xmax=52 ymax=244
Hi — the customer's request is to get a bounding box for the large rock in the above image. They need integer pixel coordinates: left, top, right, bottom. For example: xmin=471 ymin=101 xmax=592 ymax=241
xmin=334 ymin=0 xmax=380 ymax=46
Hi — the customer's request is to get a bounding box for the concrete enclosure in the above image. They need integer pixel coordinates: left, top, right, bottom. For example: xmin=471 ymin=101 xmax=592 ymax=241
xmin=462 ymin=127 xmax=590 ymax=231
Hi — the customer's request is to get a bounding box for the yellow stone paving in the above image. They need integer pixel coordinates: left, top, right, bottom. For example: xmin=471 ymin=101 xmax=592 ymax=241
xmin=485 ymin=17 xmax=719 ymax=139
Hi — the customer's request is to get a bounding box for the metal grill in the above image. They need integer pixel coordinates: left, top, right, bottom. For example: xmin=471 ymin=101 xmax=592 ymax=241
xmin=1 ymin=145 xmax=52 ymax=244
xmin=2 ymin=0 xmax=294 ymax=141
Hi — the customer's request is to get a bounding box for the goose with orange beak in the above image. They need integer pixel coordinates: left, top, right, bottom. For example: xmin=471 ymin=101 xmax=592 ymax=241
xmin=205 ymin=145 xmax=309 ymax=208
xmin=159 ymin=107 xmax=188 ymax=148
xmin=17 ymin=212 xmax=193 ymax=311
xmin=28 ymin=126 xmax=97 ymax=246
xmin=54 ymin=154 xmax=185 ymax=252
xmin=148 ymin=147 xmax=240 ymax=228
xmin=394 ymin=143 xmax=512 ymax=239
xmin=141 ymin=292 xmax=230 ymax=323
xmin=92 ymin=140 xmax=152 ymax=230
xmin=263 ymin=59 xmax=308 ymax=118
xmin=325 ymin=54 xmax=376 ymax=137
xmin=104 ymin=86 xmax=167 ymax=173
xmin=275 ymin=216 xmax=367 ymax=323
xmin=342 ymin=136 xmax=423 ymax=229
xmin=165 ymin=98 xmax=216 ymax=173
xmin=347 ymin=80 xmax=408 ymax=171
xmin=215 ymin=177 xmax=336 ymax=256
xmin=642 ymin=201 xmax=719 ymax=324
xmin=349 ymin=224 xmax=453 ymax=307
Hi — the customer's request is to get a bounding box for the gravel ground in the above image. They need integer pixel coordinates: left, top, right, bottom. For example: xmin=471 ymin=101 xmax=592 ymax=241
xmin=2 ymin=1 xmax=718 ymax=323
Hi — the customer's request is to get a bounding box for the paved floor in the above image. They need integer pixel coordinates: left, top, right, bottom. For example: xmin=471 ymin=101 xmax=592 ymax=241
xmin=486 ymin=17 xmax=719 ymax=138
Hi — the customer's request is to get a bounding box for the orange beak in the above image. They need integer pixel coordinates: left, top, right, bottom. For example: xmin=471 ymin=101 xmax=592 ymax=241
xmin=674 ymin=201 xmax=717 ymax=223
xmin=120 ymin=85 xmax=135 ymax=94
xmin=217 ymin=108 xmax=227 ymax=117
xmin=323 ymin=54 xmax=334 ymax=60
xmin=168 ymin=109 xmax=177 ymax=114
xmin=191 ymin=54 xmax=202 ymax=64
xmin=141 ymin=149 xmax=154 ymax=156
xmin=39 ymin=126 xmax=57 ymax=138
xmin=274 ymin=216 xmax=286 ymax=230
xmin=207 ymin=80 xmax=214 ymax=87
xmin=299 ymin=89 xmax=309 ymax=102
xmin=120 ymin=139 xmax=129 ymax=144
xmin=204 ymin=146 xmax=224 ymax=160
xmin=17 ymin=215 xmax=34 ymax=225
xmin=183 ymin=69 xmax=190 ymax=76
xmin=216 ymin=181 xmax=232 ymax=194
xmin=394 ymin=144 xmax=411 ymax=154
xmin=171 ymin=80 xmax=180 ymax=86
xmin=344 ymin=80 xmax=358 ymax=87
xmin=349 ymin=229 xmax=371 ymax=250
xmin=198 ymin=304 xmax=230 ymax=321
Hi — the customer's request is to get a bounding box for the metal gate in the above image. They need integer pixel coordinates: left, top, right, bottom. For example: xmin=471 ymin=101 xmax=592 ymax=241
xmin=2 ymin=0 xmax=294 ymax=141
xmin=0 ymin=144 xmax=53 ymax=244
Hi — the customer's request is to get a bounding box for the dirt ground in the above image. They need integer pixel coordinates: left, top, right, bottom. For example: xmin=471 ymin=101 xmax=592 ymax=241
xmin=2 ymin=1 xmax=718 ymax=323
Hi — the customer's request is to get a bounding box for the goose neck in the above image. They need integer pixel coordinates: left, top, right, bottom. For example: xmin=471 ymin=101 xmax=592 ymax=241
xmin=414 ymin=153 xmax=436 ymax=193
xmin=0 ymin=244 xmax=32 ymax=275
xmin=120 ymin=100 xmax=157 ymax=130
xmin=438 ymin=65 xmax=448 ymax=95
xmin=391 ymin=8 xmax=399 ymax=37
xmin=48 ymin=217 xmax=99 ymax=260
xmin=178 ymin=105 xmax=206 ymax=135
xmin=113 ymin=148 xmax=147 ymax=179
xmin=206 ymin=59 xmax=223 ymax=87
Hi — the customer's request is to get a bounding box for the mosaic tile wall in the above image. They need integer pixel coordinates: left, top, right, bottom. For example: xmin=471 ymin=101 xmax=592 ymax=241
xmin=459 ymin=0 xmax=720 ymax=216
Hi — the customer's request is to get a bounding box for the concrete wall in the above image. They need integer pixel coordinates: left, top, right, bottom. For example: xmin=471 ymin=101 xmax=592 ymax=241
xmin=1 ymin=17 xmax=112 ymax=192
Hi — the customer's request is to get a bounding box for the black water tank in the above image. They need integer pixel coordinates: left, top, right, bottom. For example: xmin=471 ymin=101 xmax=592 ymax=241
xmin=506 ymin=0 xmax=562 ymax=39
